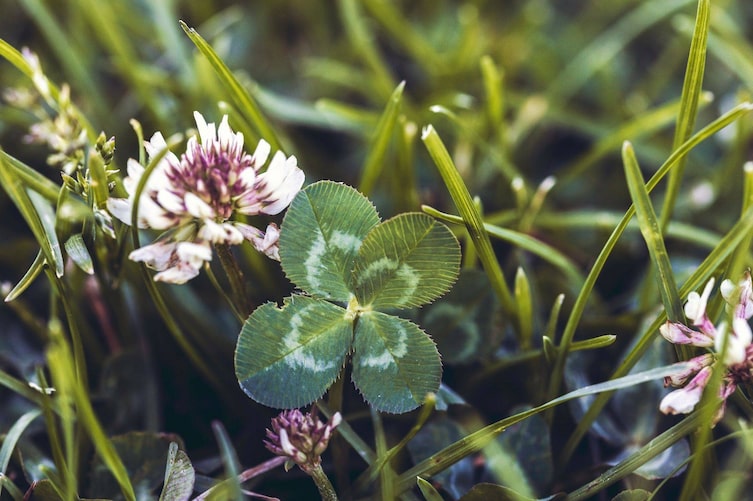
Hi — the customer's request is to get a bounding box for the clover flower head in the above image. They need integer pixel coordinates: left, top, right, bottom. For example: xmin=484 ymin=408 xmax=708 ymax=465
xmin=264 ymin=408 xmax=341 ymax=473
xmin=659 ymin=274 xmax=753 ymax=426
xmin=107 ymin=111 xmax=304 ymax=283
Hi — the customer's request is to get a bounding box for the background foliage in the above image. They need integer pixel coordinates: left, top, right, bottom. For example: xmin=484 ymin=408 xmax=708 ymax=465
xmin=2 ymin=0 xmax=753 ymax=499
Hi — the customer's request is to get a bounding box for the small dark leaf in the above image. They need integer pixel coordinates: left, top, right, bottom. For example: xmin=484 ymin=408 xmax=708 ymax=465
xmin=458 ymin=483 xmax=536 ymax=501
xmin=421 ymin=269 xmax=499 ymax=364
xmin=88 ymin=432 xmax=184 ymax=500
xmin=159 ymin=443 xmax=194 ymax=501
xmin=495 ymin=406 xmax=553 ymax=496
xmin=407 ymin=416 xmax=476 ymax=499
xmin=611 ymin=489 xmax=651 ymax=501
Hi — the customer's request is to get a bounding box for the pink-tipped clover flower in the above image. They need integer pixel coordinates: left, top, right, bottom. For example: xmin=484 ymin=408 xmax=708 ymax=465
xmin=107 ymin=112 xmax=304 ymax=283
xmin=659 ymin=272 xmax=753 ymax=425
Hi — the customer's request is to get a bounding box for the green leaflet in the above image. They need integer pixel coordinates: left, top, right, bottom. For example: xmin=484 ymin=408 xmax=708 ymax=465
xmin=235 ymin=295 xmax=353 ymax=409
xmin=352 ymin=213 xmax=461 ymax=309
xmin=280 ymin=181 xmax=380 ymax=302
xmin=159 ymin=443 xmax=195 ymax=501
xmin=236 ymin=180 xmax=460 ymax=413
xmin=352 ymin=311 xmax=441 ymax=414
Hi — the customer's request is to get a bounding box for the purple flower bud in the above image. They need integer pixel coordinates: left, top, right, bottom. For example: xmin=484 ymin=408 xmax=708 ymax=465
xmin=264 ymin=409 xmax=341 ymax=473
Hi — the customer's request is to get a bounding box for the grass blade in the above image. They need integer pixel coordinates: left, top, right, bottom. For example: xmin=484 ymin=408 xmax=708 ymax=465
xmin=622 ymin=141 xmax=682 ymax=320
xmin=0 ymin=149 xmax=64 ymax=278
xmin=359 ymin=81 xmax=405 ymax=196
xmin=395 ymin=362 xmax=692 ymax=494
xmin=554 ymin=101 xmax=753 ymax=466
xmin=180 ymin=21 xmax=282 ymax=151
xmin=210 ymin=421 xmax=243 ymax=501
xmin=421 ymin=125 xmax=514 ymax=314
xmin=660 ymin=0 xmax=711 ymax=228
xmin=0 ymin=409 xmax=42 ymax=499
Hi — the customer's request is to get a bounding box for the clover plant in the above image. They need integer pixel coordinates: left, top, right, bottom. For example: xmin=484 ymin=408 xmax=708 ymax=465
xmin=235 ymin=180 xmax=461 ymax=413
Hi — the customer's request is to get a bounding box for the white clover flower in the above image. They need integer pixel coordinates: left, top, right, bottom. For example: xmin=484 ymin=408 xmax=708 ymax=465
xmin=107 ymin=111 xmax=304 ymax=283
xmin=659 ymin=274 xmax=753 ymax=426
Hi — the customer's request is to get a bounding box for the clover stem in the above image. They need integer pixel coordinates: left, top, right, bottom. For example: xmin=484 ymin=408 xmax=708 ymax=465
xmin=215 ymin=243 xmax=251 ymax=317
xmin=307 ymin=463 xmax=339 ymax=501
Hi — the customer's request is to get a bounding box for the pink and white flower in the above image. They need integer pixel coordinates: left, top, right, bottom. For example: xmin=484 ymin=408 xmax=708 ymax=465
xmin=659 ymin=272 xmax=753 ymax=425
xmin=107 ymin=111 xmax=304 ymax=283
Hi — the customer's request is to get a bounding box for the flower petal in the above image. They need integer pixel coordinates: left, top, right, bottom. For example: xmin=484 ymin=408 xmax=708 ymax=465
xmin=253 ymin=139 xmax=271 ymax=167
xmin=129 ymin=241 xmax=178 ymax=271
xmin=663 ymin=354 xmax=713 ymax=387
xmin=684 ymin=278 xmax=715 ymax=325
xmin=659 ymin=321 xmax=714 ymax=347
xmin=659 ymin=366 xmax=712 ymax=415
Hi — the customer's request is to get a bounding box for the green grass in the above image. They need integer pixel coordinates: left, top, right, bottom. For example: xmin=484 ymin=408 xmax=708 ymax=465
xmin=1 ymin=1 xmax=753 ymax=500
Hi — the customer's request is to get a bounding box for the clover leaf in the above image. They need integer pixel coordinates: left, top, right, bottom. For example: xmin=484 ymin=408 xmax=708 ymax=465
xmin=235 ymin=181 xmax=460 ymax=413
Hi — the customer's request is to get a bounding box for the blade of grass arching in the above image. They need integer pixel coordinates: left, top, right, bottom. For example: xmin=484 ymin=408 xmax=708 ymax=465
xmin=559 ymin=92 xmax=713 ymax=184
xmin=0 ymin=151 xmax=60 ymax=202
xmin=622 ymin=142 xmax=683 ymax=320
xmin=554 ymin=102 xmax=753 ymax=467
xmin=422 ymin=206 xmax=586 ymax=290
xmin=210 ymin=422 xmax=243 ymax=501
xmin=560 ymin=202 xmax=753 ymax=471
xmin=18 ymin=0 xmax=109 ymax=121
xmin=660 ymin=0 xmax=710 ymax=229
xmin=180 ymin=21 xmax=282 ymax=152
xmin=548 ymin=0 xmax=695 ymax=104
xmin=394 ymin=362 xmax=692 ymax=494
xmin=0 ymin=151 xmax=64 ymax=278
xmin=47 ymin=319 xmax=136 ymax=501
xmin=4 ymin=250 xmax=45 ymax=302
xmin=337 ymin=0 xmax=397 ymax=101
xmin=0 ymin=409 xmax=41 ymax=498
xmin=361 ymin=0 xmax=441 ymax=75
xmin=127 ymin=138 xmax=229 ymax=400
xmin=360 ymin=81 xmax=405 ymax=196
xmin=27 ymin=190 xmax=64 ymax=278
xmin=421 ymin=126 xmax=515 ymax=315
xmin=567 ymin=410 xmax=703 ymax=500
